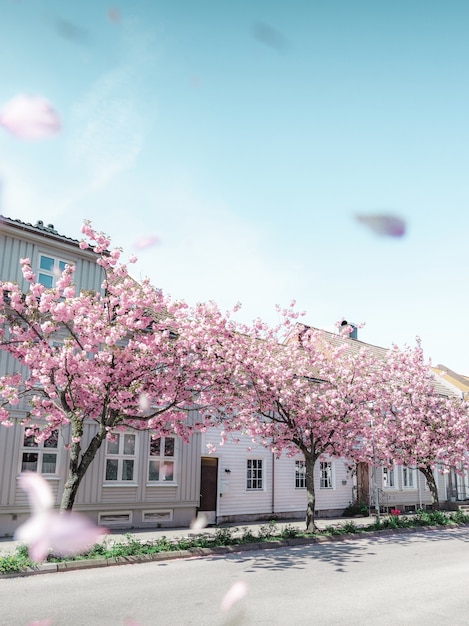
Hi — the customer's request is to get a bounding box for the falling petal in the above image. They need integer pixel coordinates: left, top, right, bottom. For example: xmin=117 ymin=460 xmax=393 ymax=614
xmin=108 ymin=7 xmax=121 ymax=23
xmin=54 ymin=18 xmax=91 ymax=45
xmin=15 ymin=472 xmax=106 ymax=561
xmin=252 ymin=22 xmax=289 ymax=52
xmin=190 ymin=512 xmax=208 ymax=531
xmin=139 ymin=392 xmax=151 ymax=411
xmin=15 ymin=511 xmax=107 ymax=562
xmin=355 ymin=214 xmax=406 ymax=237
xmin=28 ymin=621 xmax=53 ymax=626
xmin=220 ymin=581 xmax=248 ymax=612
xmin=133 ymin=235 xmax=160 ymax=250
xmin=0 ymin=95 xmax=61 ymax=140
xmin=18 ymin=472 xmax=54 ymax=514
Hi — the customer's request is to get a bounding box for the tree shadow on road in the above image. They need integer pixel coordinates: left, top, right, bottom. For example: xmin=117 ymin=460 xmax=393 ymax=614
xmin=211 ymin=525 xmax=469 ymax=574
xmin=216 ymin=540 xmax=375 ymax=573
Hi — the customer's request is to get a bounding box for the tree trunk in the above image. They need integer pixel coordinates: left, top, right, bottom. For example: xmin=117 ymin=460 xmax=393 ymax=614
xmin=60 ymin=420 xmax=108 ymax=511
xmin=419 ymin=466 xmax=439 ymax=509
xmin=304 ymin=450 xmax=317 ymax=532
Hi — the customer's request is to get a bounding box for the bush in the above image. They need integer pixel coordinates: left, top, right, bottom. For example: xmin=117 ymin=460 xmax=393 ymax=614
xmin=341 ymin=521 xmax=359 ymax=534
xmin=279 ymin=524 xmax=300 ymax=539
xmin=342 ymin=502 xmax=369 ymax=517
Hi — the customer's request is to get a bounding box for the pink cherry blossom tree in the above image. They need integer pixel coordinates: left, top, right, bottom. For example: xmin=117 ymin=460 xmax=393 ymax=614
xmin=0 ymin=222 xmax=212 ymax=511
xmin=210 ymin=314 xmax=387 ymax=532
xmin=372 ymin=341 xmax=469 ymax=507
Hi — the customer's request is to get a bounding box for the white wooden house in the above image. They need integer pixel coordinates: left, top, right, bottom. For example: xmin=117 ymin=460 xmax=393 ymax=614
xmin=199 ymin=427 xmax=354 ymax=524
xmin=0 ymin=216 xmax=201 ymax=536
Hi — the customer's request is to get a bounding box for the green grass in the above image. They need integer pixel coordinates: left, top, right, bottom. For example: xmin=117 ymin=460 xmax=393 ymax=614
xmin=1 ymin=510 xmax=468 ymax=575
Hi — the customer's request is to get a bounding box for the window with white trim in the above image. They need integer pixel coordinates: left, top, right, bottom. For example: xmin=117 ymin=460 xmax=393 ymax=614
xmin=319 ymin=461 xmax=333 ymax=489
xmin=403 ymin=466 xmax=416 ymax=488
xmin=148 ymin=436 xmax=176 ymax=483
xmin=37 ymin=254 xmax=70 ymax=288
xmin=246 ymin=459 xmax=263 ymax=490
xmin=295 ymin=460 xmax=306 ymax=488
xmin=382 ymin=465 xmax=397 ymax=489
xmin=21 ymin=428 xmax=59 ymax=474
xmin=105 ymin=433 xmax=137 ymax=482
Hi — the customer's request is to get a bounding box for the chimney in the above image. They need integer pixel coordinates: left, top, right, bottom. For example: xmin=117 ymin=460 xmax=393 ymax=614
xmin=340 ymin=320 xmax=358 ymax=340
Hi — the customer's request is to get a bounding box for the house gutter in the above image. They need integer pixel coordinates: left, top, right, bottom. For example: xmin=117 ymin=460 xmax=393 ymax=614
xmin=272 ymin=452 xmax=275 ymax=515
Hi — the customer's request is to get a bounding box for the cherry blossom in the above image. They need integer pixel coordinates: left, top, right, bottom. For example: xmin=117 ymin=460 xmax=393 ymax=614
xmin=0 ymin=222 xmax=225 ymax=511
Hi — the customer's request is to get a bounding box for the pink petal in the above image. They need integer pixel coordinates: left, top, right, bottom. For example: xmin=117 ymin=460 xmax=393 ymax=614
xmin=18 ymin=472 xmax=54 ymax=513
xmin=43 ymin=512 xmax=107 ymax=557
xmin=133 ymin=235 xmax=160 ymax=250
xmin=15 ymin=510 xmax=107 ymax=561
xmin=189 ymin=513 xmax=208 ymax=531
xmin=355 ymin=214 xmax=406 ymax=237
xmin=220 ymin=581 xmax=248 ymax=612
xmin=0 ymin=95 xmax=61 ymax=140
xmin=28 ymin=621 xmax=53 ymax=626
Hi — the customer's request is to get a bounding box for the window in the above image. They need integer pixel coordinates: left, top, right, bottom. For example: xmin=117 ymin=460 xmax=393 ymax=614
xmin=148 ymin=437 xmax=176 ymax=483
xmin=105 ymin=433 xmax=137 ymax=482
xmin=320 ymin=461 xmax=333 ymax=489
xmin=246 ymin=459 xmax=263 ymax=490
xmin=21 ymin=429 xmax=58 ymax=474
xmin=403 ymin=467 xmax=416 ymax=489
xmin=382 ymin=466 xmax=397 ymax=489
xmin=37 ymin=254 xmax=69 ymax=288
xmin=295 ymin=460 xmax=306 ymax=488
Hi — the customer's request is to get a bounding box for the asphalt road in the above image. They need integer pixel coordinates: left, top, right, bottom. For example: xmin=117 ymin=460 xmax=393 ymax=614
xmin=2 ymin=527 xmax=469 ymax=626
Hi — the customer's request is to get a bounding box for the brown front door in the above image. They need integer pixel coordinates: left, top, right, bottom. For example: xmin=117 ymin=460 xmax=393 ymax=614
xmin=199 ymin=457 xmax=218 ymax=524
xmin=356 ymin=462 xmax=370 ymax=504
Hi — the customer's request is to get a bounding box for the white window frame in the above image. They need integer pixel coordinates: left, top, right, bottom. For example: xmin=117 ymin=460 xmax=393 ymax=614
xmin=382 ymin=465 xmax=398 ymax=489
xmin=402 ymin=466 xmax=416 ymax=489
xmin=319 ymin=461 xmax=334 ymax=489
xmin=19 ymin=427 xmax=59 ymax=476
xmin=246 ymin=458 xmax=264 ymax=491
xmin=147 ymin=436 xmax=177 ymax=484
xmin=37 ymin=253 xmax=72 ymax=288
xmin=104 ymin=432 xmax=138 ymax=485
xmin=295 ymin=460 xmax=306 ymax=489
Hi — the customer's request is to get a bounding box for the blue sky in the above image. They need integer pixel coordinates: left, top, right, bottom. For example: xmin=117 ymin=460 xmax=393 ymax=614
xmin=1 ymin=0 xmax=469 ymax=373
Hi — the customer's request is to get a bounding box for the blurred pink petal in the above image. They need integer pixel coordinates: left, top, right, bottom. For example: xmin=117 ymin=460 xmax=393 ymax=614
xmin=15 ymin=472 xmax=106 ymax=561
xmin=190 ymin=513 xmax=208 ymax=531
xmin=18 ymin=472 xmax=54 ymax=514
xmin=139 ymin=392 xmax=151 ymax=411
xmin=133 ymin=235 xmax=160 ymax=250
xmin=0 ymin=95 xmax=61 ymax=140
xmin=220 ymin=581 xmax=248 ymax=612
xmin=15 ymin=511 xmax=107 ymax=562
xmin=28 ymin=621 xmax=53 ymax=626
xmin=355 ymin=214 xmax=406 ymax=237
xmin=108 ymin=7 xmax=121 ymax=23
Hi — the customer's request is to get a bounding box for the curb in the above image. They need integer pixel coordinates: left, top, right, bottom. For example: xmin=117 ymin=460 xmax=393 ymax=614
xmin=0 ymin=522 xmax=465 ymax=579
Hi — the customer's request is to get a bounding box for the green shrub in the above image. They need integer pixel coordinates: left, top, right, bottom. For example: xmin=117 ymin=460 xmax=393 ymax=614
xmin=341 ymin=521 xmax=359 ymax=534
xmin=241 ymin=527 xmax=257 ymax=543
xmin=257 ymin=521 xmax=277 ymax=540
xmin=213 ymin=527 xmax=234 ymax=545
xmin=279 ymin=524 xmax=300 ymax=539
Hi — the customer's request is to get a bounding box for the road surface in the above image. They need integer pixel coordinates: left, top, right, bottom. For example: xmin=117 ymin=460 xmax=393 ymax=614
xmin=1 ymin=526 xmax=469 ymax=625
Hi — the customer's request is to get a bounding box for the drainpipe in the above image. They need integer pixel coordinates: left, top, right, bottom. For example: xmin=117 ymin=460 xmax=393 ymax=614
xmin=417 ymin=469 xmax=422 ymax=509
xmin=271 ymin=452 xmax=275 ymax=515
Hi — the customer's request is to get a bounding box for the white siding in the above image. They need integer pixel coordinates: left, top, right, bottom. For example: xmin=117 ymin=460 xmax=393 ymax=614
xmin=203 ymin=427 xmax=355 ymax=520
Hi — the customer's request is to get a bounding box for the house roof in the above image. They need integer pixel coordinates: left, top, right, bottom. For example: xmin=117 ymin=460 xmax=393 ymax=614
xmin=0 ymin=215 xmax=81 ymax=248
xmin=431 ymin=364 xmax=469 ymax=399
xmin=290 ymin=323 xmax=461 ymax=399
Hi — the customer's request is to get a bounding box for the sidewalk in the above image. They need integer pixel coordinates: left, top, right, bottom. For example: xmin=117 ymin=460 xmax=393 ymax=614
xmin=0 ymin=515 xmax=378 ymax=557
